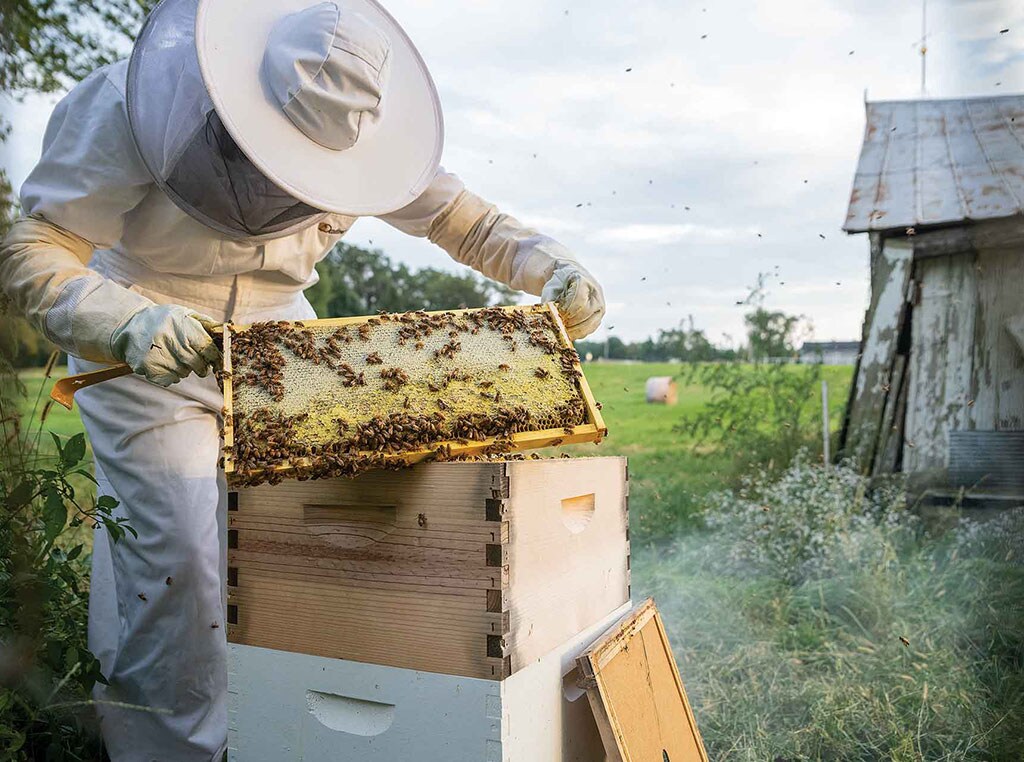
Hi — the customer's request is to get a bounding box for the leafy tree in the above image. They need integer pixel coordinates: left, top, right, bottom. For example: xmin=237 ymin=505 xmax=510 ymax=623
xmin=306 ymin=242 xmax=517 ymax=318
xmin=744 ymin=308 xmax=803 ymax=363
xmin=574 ymin=316 xmax=738 ymax=363
xmin=657 ymin=315 xmax=722 ymax=362
xmin=1 ymin=0 xmax=155 ymax=231
xmin=0 ymin=0 xmax=153 ymax=93
xmin=738 ymin=272 xmax=808 ymax=363
xmin=678 ymin=360 xmax=825 ymax=483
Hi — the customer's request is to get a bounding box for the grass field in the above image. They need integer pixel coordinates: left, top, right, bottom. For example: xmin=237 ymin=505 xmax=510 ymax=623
xmin=9 ymin=361 xmax=1023 ymax=759
xmin=16 ymin=361 xmax=855 ymax=539
xmin=567 ymin=361 xmax=853 ymax=539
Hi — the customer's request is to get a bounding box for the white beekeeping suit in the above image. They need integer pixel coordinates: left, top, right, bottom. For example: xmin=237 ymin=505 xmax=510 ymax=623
xmin=0 ymin=0 xmax=605 ymax=758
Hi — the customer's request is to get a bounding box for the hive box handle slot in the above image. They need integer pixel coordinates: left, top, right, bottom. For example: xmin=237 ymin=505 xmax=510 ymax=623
xmin=302 ymin=504 xmax=398 ymax=548
xmin=305 ymin=690 xmax=395 ymax=736
xmin=560 ymin=493 xmax=596 ymax=534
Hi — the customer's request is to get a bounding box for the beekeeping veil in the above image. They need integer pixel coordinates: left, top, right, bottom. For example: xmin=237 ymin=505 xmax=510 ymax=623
xmin=126 ymin=0 xmax=444 ymax=240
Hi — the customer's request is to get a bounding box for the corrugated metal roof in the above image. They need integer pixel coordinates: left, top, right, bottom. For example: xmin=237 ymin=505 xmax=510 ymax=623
xmin=844 ymin=94 xmax=1024 ymax=233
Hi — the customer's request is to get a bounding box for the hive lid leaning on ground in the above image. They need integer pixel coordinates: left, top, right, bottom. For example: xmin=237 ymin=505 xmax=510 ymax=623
xmin=216 ymin=304 xmax=606 ymax=485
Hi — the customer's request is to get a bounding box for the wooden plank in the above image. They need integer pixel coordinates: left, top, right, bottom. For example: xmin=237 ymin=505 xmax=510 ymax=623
xmin=577 ymin=599 xmax=708 ymax=762
xmin=221 ymin=322 xmax=235 ymax=473
xmin=228 ymin=458 xmax=629 ymax=681
xmin=911 ymin=217 xmax=1024 ymax=260
xmin=1007 ymin=313 xmax=1024 ymax=356
xmin=546 ymin=302 xmax=608 ymax=436
xmin=968 ymin=247 xmax=1024 ymax=432
xmin=843 ymin=237 xmax=914 ymax=471
xmin=504 ymin=458 xmax=629 ymax=672
xmin=872 ymin=354 xmax=908 ymax=476
xmin=904 ymin=253 xmax=978 ymax=473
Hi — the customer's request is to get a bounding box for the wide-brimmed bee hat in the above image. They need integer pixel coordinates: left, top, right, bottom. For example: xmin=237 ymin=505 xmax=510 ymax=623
xmin=126 ymin=0 xmax=444 ymax=238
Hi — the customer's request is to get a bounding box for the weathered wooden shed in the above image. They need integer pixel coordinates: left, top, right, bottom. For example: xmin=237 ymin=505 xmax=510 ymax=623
xmin=839 ymin=95 xmax=1024 ymax=505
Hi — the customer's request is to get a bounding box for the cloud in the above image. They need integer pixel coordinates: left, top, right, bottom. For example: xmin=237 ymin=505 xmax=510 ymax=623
xmin=2 ymin=0 xmax=1017 ymax=344
xmin=593 ymin=223 xmax=760 ymax=246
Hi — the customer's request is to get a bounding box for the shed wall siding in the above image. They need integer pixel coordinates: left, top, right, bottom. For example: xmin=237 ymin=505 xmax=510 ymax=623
xmin=904 ymin=253 xmax=978 ymax=472
xmin=904 ymin=246 xmax=1024 ymax=474
xmin=969 ymin=246 xmax=1024 ymax=431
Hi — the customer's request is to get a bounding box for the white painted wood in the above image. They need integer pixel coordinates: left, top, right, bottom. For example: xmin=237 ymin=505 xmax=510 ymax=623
xmin=968 ymin=247 xmax=1024 ymax=432
xmin=844 ymin=238 xmax=914 ymax=468
xmin=228 ymin=603 xmax=632 ymax=761
xmin=504 ymin=459 xmax=631 ymax=672
xmin=904 ymin=253 xmax=978 ymax=472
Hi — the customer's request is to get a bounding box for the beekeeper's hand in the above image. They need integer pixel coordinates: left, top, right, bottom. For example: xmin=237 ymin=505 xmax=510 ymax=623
xmin=541 ymin=262 xmax=606 ymax=340
xmin=111 ymin=305 xmax=220 ymax=387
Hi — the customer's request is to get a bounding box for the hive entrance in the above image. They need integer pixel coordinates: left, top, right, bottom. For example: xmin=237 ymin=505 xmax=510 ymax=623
xmin=220 ymin=305 xmax=604 ymax=485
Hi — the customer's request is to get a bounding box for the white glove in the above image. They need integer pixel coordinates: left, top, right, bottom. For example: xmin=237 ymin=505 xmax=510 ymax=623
xmin=111 ymin=305 xmax=220 ymax=387
xmin=541 ymin=262 xmax=606 ymax=340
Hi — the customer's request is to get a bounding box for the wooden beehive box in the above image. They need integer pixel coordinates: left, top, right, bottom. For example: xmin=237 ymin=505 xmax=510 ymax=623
xmin=227 ymin=457 xmax=630 ymax=680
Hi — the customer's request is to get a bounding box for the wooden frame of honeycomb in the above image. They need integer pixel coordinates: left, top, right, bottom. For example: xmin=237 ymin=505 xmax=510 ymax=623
xmin=216 ymin=304 xmax=606 ymax=485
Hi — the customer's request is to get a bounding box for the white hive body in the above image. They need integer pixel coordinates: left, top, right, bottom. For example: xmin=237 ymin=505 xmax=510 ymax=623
xmin=227 ymin=603 xmax=630 ymax=762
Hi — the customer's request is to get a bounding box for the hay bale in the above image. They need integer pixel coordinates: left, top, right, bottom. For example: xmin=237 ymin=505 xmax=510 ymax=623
xmin=645 ymin=376 xmax=677 ymax=405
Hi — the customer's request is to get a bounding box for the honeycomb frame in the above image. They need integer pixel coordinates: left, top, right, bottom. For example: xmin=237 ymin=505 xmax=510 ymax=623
xmin=217 ymin=303 xmax=606 ymax=483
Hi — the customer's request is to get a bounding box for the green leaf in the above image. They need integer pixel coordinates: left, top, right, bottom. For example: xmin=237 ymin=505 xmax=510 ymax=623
xmin=61 ymin=432 xmax=87 ymax=467
xmin=71 ymin=468 xmax=98 ymax=484
xmin=105 ymin=521 xmax=124 ymax=544
xmin=96 ymin=494 xmax=119 ymax=510
xmin=66 ymin=544 xmax=84 ymax=561
xmin=4 ymin=479 xmax=34 ymax=510
xmin=50 ymin=431 xmax=64 ymax=455
xmin=7 ymin=730 xmax=24 ymax=752
xmin=42 ymin=488 xmax=67 ymax=543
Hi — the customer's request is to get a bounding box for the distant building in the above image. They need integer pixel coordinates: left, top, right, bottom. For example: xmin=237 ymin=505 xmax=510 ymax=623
xmin=839 ymin=94 xmax=1024 ymax=506
xmin=799 ymin=341 xmax=860 ymax=366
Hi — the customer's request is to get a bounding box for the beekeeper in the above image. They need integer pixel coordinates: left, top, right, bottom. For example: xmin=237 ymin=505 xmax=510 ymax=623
xmin=0 ymin=0 xmax=605 ymax=757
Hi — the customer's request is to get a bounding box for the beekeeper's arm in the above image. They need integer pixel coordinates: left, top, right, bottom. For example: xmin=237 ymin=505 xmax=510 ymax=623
xmin=379 ymin=169 xmax=605 ymax=339
xmin=0 ymin=67 xmax=217 ymax=386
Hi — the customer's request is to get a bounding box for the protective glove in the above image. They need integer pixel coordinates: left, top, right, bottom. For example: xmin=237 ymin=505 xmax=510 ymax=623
xmin=540 ymin=261 xmax=606 ymax=340
xmin=111 ymin=305 xmax=221 ymax=387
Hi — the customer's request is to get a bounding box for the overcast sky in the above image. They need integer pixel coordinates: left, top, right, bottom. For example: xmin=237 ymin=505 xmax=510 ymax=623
xmin=2 ymin=0 xmax=1021 ymax=344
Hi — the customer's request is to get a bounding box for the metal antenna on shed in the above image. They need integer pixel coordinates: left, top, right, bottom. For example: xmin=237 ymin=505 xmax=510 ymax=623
xmin=919 ymin=0 xmax=928 ymax=94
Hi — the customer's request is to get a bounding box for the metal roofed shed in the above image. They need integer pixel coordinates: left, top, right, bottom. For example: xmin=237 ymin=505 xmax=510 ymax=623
xmin=839 ymin=94 xmax=1024 ymax=508
xmin=844 ymin=95 xmax=1024 ymax=233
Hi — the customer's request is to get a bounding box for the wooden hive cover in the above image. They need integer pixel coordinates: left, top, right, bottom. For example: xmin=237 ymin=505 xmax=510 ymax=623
xmin=227 ymin=457 xmax=630 ymax=680
xmin=576 ymin=599 xmax=708 ymax=762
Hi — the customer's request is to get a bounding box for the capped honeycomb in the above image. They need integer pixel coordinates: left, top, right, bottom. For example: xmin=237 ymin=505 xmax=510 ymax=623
xmin=219 ymin=305 xmax=604 ymax=486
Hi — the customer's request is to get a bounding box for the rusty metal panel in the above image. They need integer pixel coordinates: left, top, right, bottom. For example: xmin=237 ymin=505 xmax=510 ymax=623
xmin=844 ymin=95 xmax=1024 ymax=233
xmin=948 ymin=431 xmax=1024 ymax=492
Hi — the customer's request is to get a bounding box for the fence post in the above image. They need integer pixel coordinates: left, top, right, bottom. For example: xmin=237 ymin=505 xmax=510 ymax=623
xmin=821 ymin=379 xmax=831 ymax=469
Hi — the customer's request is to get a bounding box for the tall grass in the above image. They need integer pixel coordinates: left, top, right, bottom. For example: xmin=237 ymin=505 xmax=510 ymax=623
xmin=635 ymin=459 xmax=1024 ymax=760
